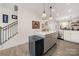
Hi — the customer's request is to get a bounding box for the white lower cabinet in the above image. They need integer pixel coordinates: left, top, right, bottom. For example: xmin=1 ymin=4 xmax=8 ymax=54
xmin=64 ymin=30 xmax=79 ymax=43
xmin=64 ymin=30 xmax=71 ymax=41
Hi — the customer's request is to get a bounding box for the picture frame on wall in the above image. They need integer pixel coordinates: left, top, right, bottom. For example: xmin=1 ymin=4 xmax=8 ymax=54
xmin=32 ymin=21 xmax=40 ymax=29
xmin=12 ymin=15 xmax=17 ymax=19
xmin=3 ymin=14 xmax=8 ymax=23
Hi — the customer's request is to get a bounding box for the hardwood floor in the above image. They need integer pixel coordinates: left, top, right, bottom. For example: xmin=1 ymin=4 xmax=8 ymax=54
xmin=44 ymin=39 xmax=79 ymax=56
xmin=0 ymin=43 xmax=28 ymax=56
xmin=0 ymin=39 xmax=79 ymax=56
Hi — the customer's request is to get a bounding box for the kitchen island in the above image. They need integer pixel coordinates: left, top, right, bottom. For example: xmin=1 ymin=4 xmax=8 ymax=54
xmin=36 ymin=31 xmax=58 ymax=53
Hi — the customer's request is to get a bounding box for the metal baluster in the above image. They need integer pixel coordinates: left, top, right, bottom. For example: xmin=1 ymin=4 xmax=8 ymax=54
xmin=5 ymin=27 xmax=7 ymax=42
xmin=1 ymin=28 xmax=3 ymax=44
xmin=16 ymin=21 xmax=18 ymax=33
xmin=3 ymin=28 xmax=4 ymax=43
xmin=4 ymin=27 xmax=6 ymax=42
xmin=10 ymin=24 xmax=12 ymax=38
xmin=12 ymin=23 xmax=14 ymax=37
xmin=8 ymin=25 xmax=9 ymax=40
xmin=6 ymin=26 xmax=8 ymax=41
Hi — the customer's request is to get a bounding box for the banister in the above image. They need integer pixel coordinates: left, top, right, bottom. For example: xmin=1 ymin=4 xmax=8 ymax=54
xmin=0 ymin=20 xmax=18 ymax=45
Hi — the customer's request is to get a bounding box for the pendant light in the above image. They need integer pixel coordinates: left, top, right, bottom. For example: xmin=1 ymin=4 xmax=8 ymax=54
xmin=14 ymin=5 xmax=18 ymax=11
xmin=49 ymin=6 xmax=53 ymax=20
xmin=42 ymin=4 xmax=46 ymax=20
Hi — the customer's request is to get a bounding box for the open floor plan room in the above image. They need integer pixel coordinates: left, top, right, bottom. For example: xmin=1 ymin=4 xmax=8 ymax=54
xmin=0 ymin=3 xmax=79 ymax=56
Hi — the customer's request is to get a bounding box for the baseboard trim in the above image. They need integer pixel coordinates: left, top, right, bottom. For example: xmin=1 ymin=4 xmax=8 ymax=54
xmin=64 ymin=40 xmax=79 ymax=45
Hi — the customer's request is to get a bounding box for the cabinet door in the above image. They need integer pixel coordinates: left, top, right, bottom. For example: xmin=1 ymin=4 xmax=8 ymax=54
xmin=44 ymin=35 xmax=51 ymax=53
xmin=44 ymin=33 xmax=57 ymax=53
xmin=64 ymin=31 xmax=71 ymax=41
xmin=70 ymin=31 xmax=79 ymax=43
xmin=51 ymin=33 xmax=57 ymax=44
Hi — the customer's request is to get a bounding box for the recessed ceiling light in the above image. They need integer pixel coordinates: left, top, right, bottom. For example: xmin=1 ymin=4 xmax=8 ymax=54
xmin=68 ymin=9 xmax=72 ymax=13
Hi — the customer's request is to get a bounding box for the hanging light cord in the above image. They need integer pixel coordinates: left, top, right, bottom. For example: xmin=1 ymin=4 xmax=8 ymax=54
xmin=43 ymin=4 xmax=45 ymax=13
xmin=50 ymin=6 xmax=52 ymax=17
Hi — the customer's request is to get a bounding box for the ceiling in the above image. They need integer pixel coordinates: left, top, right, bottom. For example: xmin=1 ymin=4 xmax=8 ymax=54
xmin=1 ymin=3 xmax=79 ymax=21
xmin=17 ymin=3 xmax=79 ymax=21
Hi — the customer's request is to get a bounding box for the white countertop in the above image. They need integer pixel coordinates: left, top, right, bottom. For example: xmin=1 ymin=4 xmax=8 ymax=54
xmin=38 ymin=31 xmax=56 ymax=35
xmin=36 ymin=31 xmax=56 ymax=38
xmin=0 ymin=20 xmax=17 ymax=28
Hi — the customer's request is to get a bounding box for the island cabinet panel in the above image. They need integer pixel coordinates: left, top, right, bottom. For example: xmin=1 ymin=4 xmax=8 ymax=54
xmin=44 ymin=32 xmax=57 ymax=53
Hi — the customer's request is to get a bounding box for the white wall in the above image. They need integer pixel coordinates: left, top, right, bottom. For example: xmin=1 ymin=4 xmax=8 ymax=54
xmin=0 ymin=4 xmax=17 ymax=22
xmin=18 ymin=4 xmax=41 ymax=43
